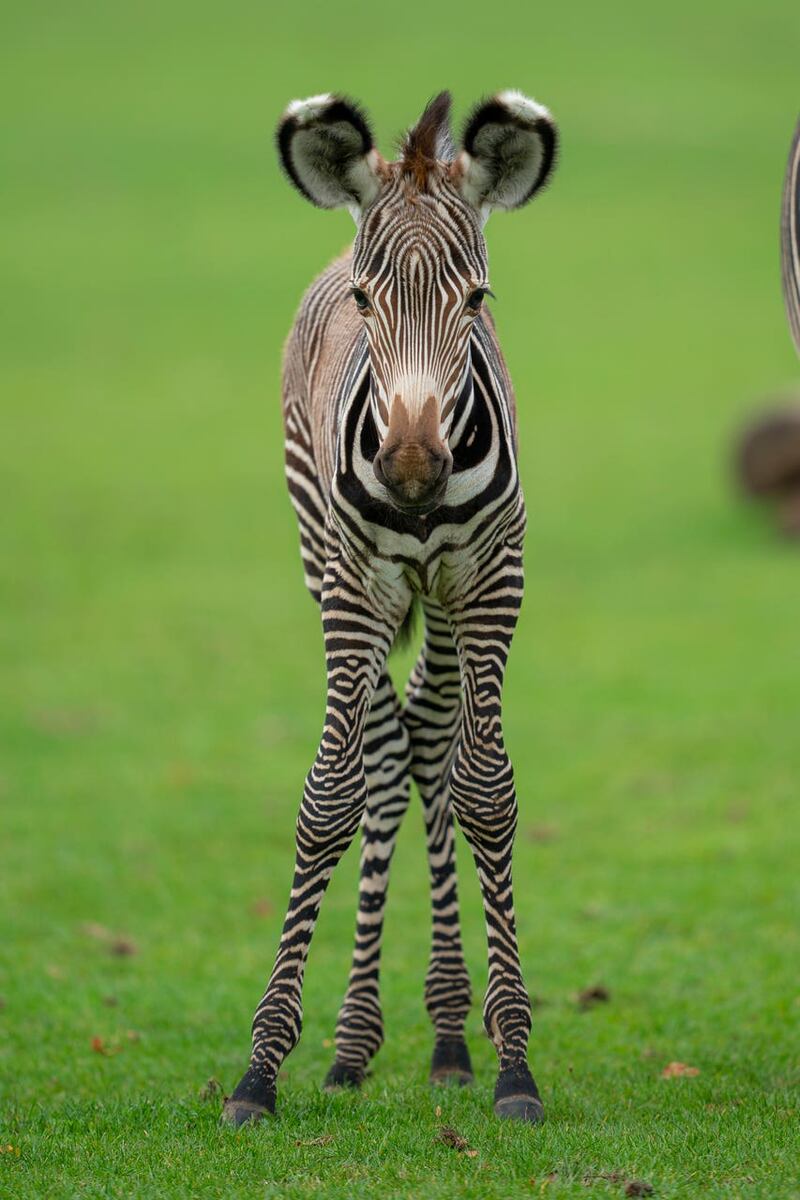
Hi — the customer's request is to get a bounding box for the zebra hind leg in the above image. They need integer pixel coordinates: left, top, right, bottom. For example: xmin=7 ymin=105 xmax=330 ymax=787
xmin=323 ymin=673 xmax=412 ymax=1089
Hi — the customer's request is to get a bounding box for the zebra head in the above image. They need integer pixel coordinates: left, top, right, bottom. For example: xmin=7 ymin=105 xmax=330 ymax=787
xmin=277 ymin=90 xmax=558 ymax=512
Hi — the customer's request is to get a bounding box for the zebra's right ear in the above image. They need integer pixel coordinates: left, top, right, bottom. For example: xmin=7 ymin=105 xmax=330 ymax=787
xmin=276 ymin=94 xmax=385 ymax=219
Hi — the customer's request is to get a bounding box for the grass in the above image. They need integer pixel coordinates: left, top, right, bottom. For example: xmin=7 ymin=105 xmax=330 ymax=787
xmin=1 ymin=0 xmax=799 ymax=1196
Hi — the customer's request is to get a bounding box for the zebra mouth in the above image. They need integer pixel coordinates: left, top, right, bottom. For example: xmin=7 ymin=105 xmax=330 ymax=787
xmin=390 ymin=487 xmax=447 ymax=516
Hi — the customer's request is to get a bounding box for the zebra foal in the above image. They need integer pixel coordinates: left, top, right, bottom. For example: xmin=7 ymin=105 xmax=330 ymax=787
xmin=223 ymin=89 xmax=558 ymax=1127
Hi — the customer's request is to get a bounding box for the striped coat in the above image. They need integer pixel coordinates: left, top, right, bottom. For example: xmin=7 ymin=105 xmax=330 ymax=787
xmin=224 ymin=89 xmax=559 ymax=1129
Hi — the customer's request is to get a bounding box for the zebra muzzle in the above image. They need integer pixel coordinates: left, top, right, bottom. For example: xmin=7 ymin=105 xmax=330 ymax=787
xmin=373 ymin=440 xmax=452 ymax=511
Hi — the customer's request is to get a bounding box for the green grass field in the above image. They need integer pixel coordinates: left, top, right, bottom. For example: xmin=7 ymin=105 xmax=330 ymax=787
xmin=1 ymin=2 xmax=799 ymax=1196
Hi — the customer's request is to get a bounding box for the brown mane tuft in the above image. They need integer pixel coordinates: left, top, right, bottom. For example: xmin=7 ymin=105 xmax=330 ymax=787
xmin=400 ymin=91 xmax=453 ymax=190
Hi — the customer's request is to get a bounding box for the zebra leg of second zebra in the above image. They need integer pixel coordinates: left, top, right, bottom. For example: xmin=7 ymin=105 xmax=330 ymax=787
xmin=223 ymin=557 xmax=410 ymax=1125
xmin=446 ymin=542 xmax=544 ymax=1124
xmin=404 ymin=598 xmax=473 ymax=1085
xmin=323 ymin=673 xmax=412 ymax=1089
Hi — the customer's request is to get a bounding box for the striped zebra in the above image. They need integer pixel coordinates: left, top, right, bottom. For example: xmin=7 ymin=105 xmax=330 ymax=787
xmin=223 ymin=89 xmax=558 ymax=1127
xmin=782 ymin=117 xmax=800 ymax=353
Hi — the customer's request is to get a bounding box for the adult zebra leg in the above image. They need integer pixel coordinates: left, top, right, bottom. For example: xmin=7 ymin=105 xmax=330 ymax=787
xmin=404 ymin=598 xmax=473 ymax=1085
xmin=446 ymin=543 xmax=543 ymax=1124
xmin=223 ymin=558 xmax=409 ymax=1125
xmin=323 ymin=672 xmax=412 ymax=1089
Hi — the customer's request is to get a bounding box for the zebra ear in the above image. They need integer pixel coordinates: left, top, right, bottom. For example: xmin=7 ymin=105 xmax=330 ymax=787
xmin=452 ymin=91 xmax=557 ymax=217
xmin=276 ymin=94 xmax=385 ymax=218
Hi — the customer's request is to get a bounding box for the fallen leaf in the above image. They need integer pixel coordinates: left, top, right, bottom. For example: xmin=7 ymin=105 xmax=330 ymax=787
xmin=110 ymin=937 xmax=138 ymax=957
xmin=435 ymin=1105 xmax=442 ymax=1118
xmin=583 ymin=1171 xmax=624 ymax=1186
xmin=625 ymin=1182 xmax=654 ymax=1197
xmin=250 ymin=897 xmax=274 ymax=918
xmin=436 ymin=1126 xmax=472 ymax=1152
xmin=661 ymin=1061 xmax=699 ymax=1078
xmin=34 ymin=707 xmax=102 ymax=736
xmin=166 ymin=762 xmax=195 ymax=789
xmin=82 ymin=922 xmax=112 ymax=941
xmin=91 ymin=1036 xmax=122 ymax=1056
xmin=526 ymin=824 xmax=559 ymax=843
xmin=294 ymin=1134 xmax=333 ymax=1147
xmin=577 ymin=984 xmax=611 ymax=1010
xmin=199 ymin=1077 xmax=222 ymax=1101
xmin=81 ymin=923 xmax=138 ymax=956
xmin=726 ymin=803 xmax=749 ymax=824
xmin=125 ymin=1029 xmax=141 ymax=1042
xmin=321 ymin=1037 xmax=333 ymax=1048
xmin=103 ymin=995 xmax=118 ymax=1007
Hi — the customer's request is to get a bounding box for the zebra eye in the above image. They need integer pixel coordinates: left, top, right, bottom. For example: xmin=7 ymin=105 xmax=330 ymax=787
xmin=466 ymin=288 xmax=486 ymax=312
xmin=351 ymin=287 xmax=369 ymax=311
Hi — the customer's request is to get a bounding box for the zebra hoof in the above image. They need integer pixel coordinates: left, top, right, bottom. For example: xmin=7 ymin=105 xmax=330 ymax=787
xmin=221 ymin=1066 xmax=276 ymax=1126
xmin=221 ymin=1098 xmax=273 ymax=1127
xmin=323 ymin=1060 xmax=364 ymax=1091
xmin=493 ymin=1094 xmax=545 ymax=1123
xmin=429 ymin=1037 xmax=474 ymax=1086
xmin=493 ymin=1063 xmax=544 ymax=1124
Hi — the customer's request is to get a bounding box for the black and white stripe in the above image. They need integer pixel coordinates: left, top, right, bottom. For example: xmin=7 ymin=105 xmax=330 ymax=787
xmin=224 ymin=89 xmax=558 ymax=1127
xmin=782 ymin=117 xmax=800 ymax=354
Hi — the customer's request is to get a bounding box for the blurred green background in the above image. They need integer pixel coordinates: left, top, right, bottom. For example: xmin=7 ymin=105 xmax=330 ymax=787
xmin=1 ymin=2 xmax=799 ymax=1197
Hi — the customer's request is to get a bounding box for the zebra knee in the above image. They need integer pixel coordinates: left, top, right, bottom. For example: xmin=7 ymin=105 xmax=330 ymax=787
xmin=297 ymin=760 xmax=368 ymax=862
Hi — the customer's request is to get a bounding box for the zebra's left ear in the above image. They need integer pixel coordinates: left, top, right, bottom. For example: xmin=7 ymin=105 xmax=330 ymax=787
xmin=276 ymin=94 xmax=385 ymax=219
xmin=452 ymin=91 xmax=558 ymax=218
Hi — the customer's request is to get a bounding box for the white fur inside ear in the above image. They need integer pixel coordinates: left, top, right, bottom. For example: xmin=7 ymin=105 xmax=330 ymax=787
xmin=454 ymin=150 xmax=491 ymax=223
xmin=495 ymin=89 xmax=552 ymax=125
xmin=345 ymin=148 xmax=382 ymax=218
xmin=287 ymin=120 xmax=381 ymax=214
xmin=456 ymin=91 xmax=556 ymax=214
xmin=285 ymin=93 xmax=335 ymax=125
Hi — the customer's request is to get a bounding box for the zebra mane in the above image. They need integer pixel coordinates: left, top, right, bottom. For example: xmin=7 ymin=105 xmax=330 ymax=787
xmin=400 ymin=91 xmax=455 ymax=188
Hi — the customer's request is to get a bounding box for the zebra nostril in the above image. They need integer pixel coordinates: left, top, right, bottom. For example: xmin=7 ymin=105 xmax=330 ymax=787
xmin=373 ymin=451 xmax=389 ymax=487
xmin=429 ymin=453 xmax=444 ymax=478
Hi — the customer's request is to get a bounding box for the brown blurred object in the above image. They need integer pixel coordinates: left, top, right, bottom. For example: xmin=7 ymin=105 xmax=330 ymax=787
xmin=736 ymin=404 xmax=800 ymax=537
xmin=734 ymin=120 xmax=800 ymax=539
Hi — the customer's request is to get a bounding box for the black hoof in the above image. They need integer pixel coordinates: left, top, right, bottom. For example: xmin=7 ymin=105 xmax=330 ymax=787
xmin=221 ymin=1097 xmax=273 ymax=1127
xmin=221 ymin=1065 xmax=276 ymax=1126
xmin=493 ymin=1094 xmax=545 ymax=1123
xmin=429 ymin=1037 xmax=474 ymax=1086
xmin=323 ymin=1060 xmax=365 ymax=1091
xmin=494 ymin=1063 xmax=544 ymax=1124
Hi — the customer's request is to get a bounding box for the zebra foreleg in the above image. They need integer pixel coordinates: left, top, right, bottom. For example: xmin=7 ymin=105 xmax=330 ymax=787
xmin=323 ymin=673 xmax=412 ymax=1089
xmin=445 ymin=545 xmax=543 ymax=1124
xmin=404 ymin=598 xmax=473 ymax=1085
xmin=223 ymin=558 xmax=409 ymax=1125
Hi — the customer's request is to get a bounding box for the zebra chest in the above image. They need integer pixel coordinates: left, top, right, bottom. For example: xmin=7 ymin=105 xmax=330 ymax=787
xmin=348 ymin=523 xmax=491 ymax=606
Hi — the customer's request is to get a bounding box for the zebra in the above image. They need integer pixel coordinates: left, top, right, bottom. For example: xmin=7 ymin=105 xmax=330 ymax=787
xmin=782 ymin=117 xmax=800 ymax=354
xmin=223 ymin=89 xmax=558 ymax=1127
